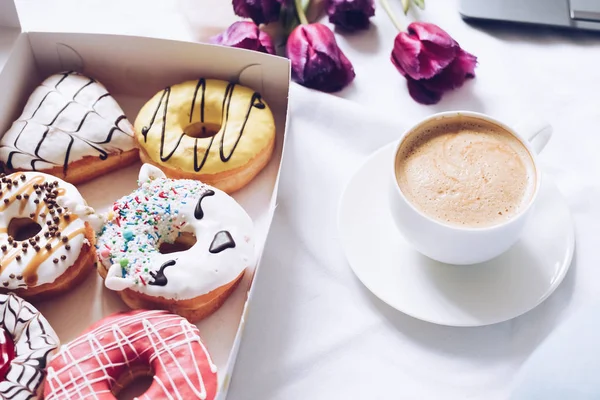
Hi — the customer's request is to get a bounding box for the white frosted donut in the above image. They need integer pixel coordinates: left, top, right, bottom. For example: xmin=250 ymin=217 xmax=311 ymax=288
xmin=0 ymin=293 xmax=60 ymax=399
xmin=0 ymin=172 xmax=96 ymax=299
xmin=95 ymin=164 xmax=254 ymax=321
xmin=0 ymin=71 xmax=138 ymax=184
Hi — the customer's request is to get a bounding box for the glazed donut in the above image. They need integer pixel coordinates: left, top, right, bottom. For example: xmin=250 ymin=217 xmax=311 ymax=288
xmin=0 ymin=293 xmax=60 ymax=399
xmin=0 ymin=71 xmax=138 ymax=185
xmin=44 ymin=309 xmax=217 ymax=400
xmin=134 ymin=78 xmax=276 ymax=193
xmin=0 ymin=172 xmax=96 ymax=299
xmin=95 ymin=164 xmax=254 ymax=322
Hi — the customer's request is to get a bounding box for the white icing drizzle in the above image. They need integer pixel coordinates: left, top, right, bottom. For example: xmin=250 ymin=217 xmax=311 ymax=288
xmin=97 ymin=164 xmax=254 ymax=300
xmin=44 ymin=310 xmax=217 ymax=400
xmin=0 ymin=293 xmax=60 ymax=399
xmin=0 ymin=172 xmax=90 ymax=289
xmin=0 ymin=71 xmax=135 ymax=172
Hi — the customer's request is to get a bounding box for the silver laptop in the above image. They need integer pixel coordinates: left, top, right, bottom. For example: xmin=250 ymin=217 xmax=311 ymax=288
xmin=460 ymin=0 xmax=600 ymax=31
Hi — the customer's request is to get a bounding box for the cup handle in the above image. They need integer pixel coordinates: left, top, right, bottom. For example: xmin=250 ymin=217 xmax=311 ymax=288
xmin=514 ymin=120 xmax=553 ymax=154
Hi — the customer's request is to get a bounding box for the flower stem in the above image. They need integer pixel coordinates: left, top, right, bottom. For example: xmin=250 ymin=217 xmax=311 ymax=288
xmin=380 ymin=0 xmax=404 ymax=31
xmin=295 ymin=0 xmax=309 ymax=25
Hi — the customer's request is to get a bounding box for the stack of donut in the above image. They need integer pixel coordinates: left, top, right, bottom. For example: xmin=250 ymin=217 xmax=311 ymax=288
xmin=0 ymin=72 xmax=274 ymax=399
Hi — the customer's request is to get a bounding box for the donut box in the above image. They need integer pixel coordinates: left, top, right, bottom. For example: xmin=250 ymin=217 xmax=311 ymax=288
xmin=0 ymin=1 xmax=290 ymax=398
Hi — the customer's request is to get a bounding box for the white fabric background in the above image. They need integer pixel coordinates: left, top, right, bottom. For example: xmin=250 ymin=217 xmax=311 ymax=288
xmin=14 ymin=0 xmax=600 ymax=398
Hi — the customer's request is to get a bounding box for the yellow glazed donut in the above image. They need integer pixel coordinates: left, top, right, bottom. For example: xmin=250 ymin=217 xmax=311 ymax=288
xmin=134 ymin=79 xmax=276 ymax=193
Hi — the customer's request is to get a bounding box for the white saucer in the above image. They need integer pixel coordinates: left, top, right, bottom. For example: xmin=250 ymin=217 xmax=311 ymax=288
xmin=338 ymin=143 xmax=575 ymax=327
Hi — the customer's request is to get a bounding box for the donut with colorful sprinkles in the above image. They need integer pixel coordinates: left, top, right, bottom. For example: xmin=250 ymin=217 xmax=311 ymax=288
xmin=95 ymin=164 xmax=254 ymax=321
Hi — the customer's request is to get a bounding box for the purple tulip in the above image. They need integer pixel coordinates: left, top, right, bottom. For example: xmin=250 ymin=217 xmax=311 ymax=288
xmin=232 ymin=0 xmax=283 ymax=25
xmin=327 ymin=0 xmax=375 ymax=31
xmin=211 ymin=21 xmax=275 ymax=55
xmin=391 ymin=22 xmax=477 ymax=104
xmin=287 ymin=23 xmax=356 ymax=92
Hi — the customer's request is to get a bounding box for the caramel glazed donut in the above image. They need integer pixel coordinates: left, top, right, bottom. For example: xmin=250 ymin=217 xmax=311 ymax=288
xmin=134 ymin=78 xmax=276 ymax=193
xmin=96 ymin=164 xmax=254 ymax=322
xmin=44 ymin=310 xmax=217 ymax=400
xmin=0 ymin=293 xmax=60 ymax=399
xmin=0 ymin=71 xmax=138 ymax=185
xmin=0 ymin=172 xmax=97 ymax=299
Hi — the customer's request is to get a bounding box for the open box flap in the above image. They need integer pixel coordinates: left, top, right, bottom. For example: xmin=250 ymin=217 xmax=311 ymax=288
xmin=25 ymin=32 xmax=290 ymax=101
xmin=0 ymin=0 xmax=21 ymax=75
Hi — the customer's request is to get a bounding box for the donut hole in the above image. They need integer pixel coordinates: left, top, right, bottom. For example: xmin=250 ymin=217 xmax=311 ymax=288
xmin=7 ymin=218 xmax=42 ymax=241
xmin=159 ymin=232 xmax=197 ymax=254
xmin=184 ymin=122 xmax=221 ymax=139
xmin=113 ymin=366 xmax=154 ymax=400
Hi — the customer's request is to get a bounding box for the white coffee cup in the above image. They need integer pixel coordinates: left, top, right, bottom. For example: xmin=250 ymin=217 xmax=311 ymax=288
xmin=389 ymin=111 xmax=552 ymax=265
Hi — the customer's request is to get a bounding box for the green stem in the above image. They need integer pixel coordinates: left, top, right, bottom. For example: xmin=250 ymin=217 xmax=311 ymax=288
xmin=294 ymin=0 xmax=309 ymax=25
xmin=380 ymin=0 xmax=404 ymax=31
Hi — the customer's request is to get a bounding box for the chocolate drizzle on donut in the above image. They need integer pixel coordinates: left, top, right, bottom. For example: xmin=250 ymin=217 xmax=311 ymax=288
xmin=0 ymin=293 xmax=59 ymax=399
xmin=1 ymin=71 xmax=132 ymax=174
xmin=149 ymin=260 xmax=176 ymax=286
xmin=209 ymin=231 xmax=236 ymax=254
xmin=194 ymin=189 xmax=215 ymax=220
xmin=191 ymin=78 xmax=207 ymax=125
xmin=141 ymin=79 xmax=267 ymax=172
xmin=0 ymin=174 xmax=84 ymax=287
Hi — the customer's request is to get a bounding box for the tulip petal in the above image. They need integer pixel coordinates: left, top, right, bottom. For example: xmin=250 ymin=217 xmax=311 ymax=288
xmin=409 ymin=22 xmax=456 ymax=49
xmin=406 ymin=78 xmax=442 ymax=105
xmin=232 ymin=0 xmax=282 ymax=25
xmin=456 ymin=49 xmax=477 ymax=78
xmin=327 ymin=0 xmax=375 ymax=31
xmin=211 ymin=21 xmax=275 ymax=54
xmin=258 ymin=30 xmax=276 ymax=54
xmin=420 ymin=49 xmax=477 ymax=92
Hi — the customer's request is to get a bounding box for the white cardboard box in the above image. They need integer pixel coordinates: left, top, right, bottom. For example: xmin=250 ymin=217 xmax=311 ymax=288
xmin=0 ymin=1 xmax=290 ymax=398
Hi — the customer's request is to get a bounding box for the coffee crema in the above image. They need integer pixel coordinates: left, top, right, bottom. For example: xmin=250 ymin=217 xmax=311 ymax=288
xmin=395 ymin=117 xmax=536 ymax=228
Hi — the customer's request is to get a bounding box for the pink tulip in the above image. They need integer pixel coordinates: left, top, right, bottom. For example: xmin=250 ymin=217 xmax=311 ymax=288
xmin=391 ymin=22 xmax=477 ymax=104
xmin=287 ymin=23 xmax=355 ymax=92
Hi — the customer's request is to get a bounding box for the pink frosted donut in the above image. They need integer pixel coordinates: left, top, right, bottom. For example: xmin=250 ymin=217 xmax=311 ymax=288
xmin=43 ymin=310 xmax=218 ymax=399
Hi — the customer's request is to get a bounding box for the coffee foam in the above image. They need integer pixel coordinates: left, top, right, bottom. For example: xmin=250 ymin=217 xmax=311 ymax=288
xmin=395 ymin=117 xmax=536 ymax=228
